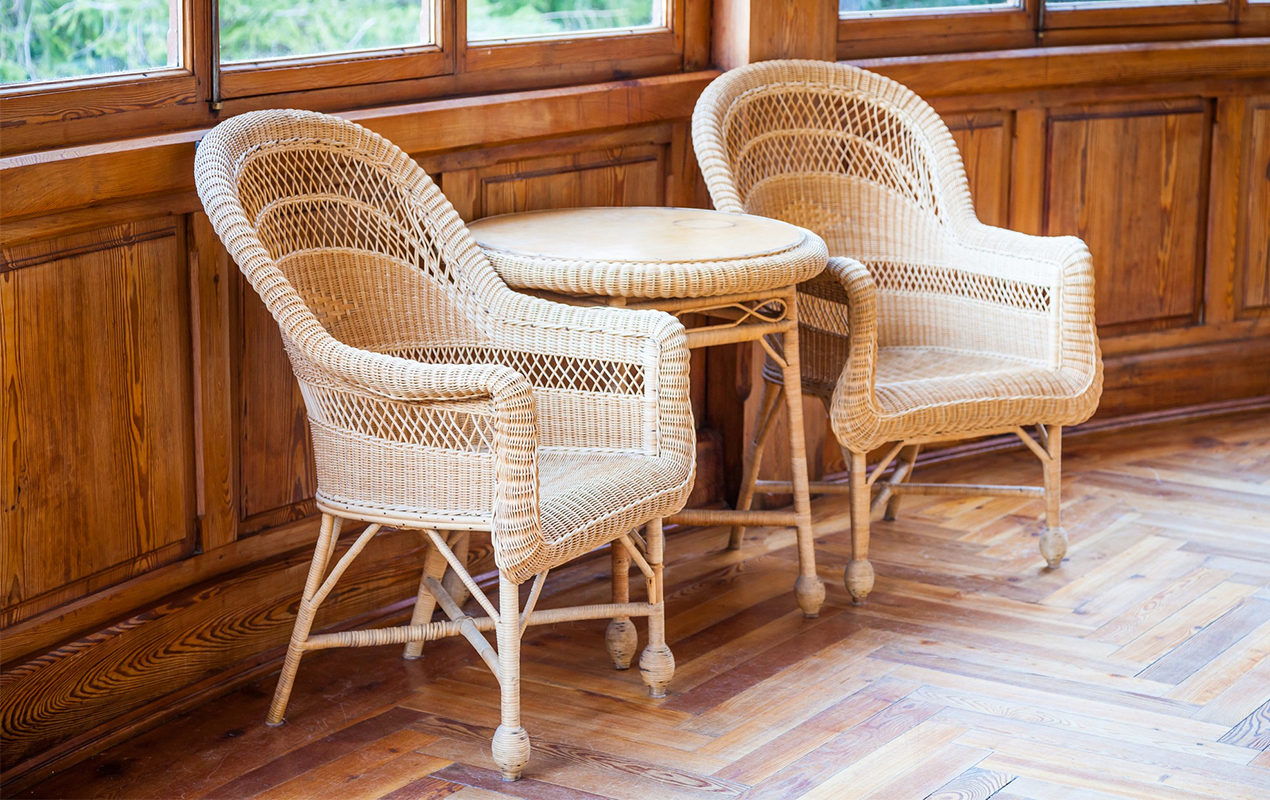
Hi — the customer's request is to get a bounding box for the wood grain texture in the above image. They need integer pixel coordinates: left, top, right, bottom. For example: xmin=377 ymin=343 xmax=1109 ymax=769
xmin=1045 ymin=101 xmax=1210 ymax=335
xmin=946 ymin=112 xmax=1012 ymax=229
xmin=1239 ymin=98 xmax=1270 ymax=315
xmin=712 ymin=0 xmax=837 ymax=70
xmin=0 ymin=525 xmax=429 ymax=773
xmin=236 ymin=275 xmax=316 ymax=531
xmin=444 ymin=145 xmax=666 ymax=223
xmin=1 ymin=219 xmax=196 ymax=626
xmin=17 ymin=410 xmax=1270 ymax=799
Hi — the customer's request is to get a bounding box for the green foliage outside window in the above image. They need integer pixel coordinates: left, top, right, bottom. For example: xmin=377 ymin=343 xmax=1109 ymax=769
xmin=219 ymin=0 xmax=425 ymax=64
xmin=1 ymin=0 xmax=173 ymax=84
xmin=839 ymin=0 xmax=1006 ymax=11
xmin=1 ymin=0 xmax=658 ymax=86
xmin=468 ymin=0 xmax=655 ymax=40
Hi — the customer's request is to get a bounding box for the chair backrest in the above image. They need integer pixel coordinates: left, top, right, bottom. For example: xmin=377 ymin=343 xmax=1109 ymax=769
xmin=692 ymin=60 xmax=977 ymax=257
xmin=694 ymin=61 xmax=1063 ymax=362
xmin=195 ymin=109 xmax=506 ymax=363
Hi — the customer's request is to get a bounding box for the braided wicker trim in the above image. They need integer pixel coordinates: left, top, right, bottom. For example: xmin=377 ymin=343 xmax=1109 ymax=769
xmin=483 ymin=232 xmax=828 ymax=299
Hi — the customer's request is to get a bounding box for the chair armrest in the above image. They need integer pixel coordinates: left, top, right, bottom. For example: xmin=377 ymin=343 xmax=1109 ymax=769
xmin=488 ymin=293 xmax=695 ymax=458
xmin=820 ymin=257 xmax=885 ymax=438
xmin=300 ymin=334 xmax=548 ymax=575
xmin=954 ymin=222 xmax=1100 ymax=379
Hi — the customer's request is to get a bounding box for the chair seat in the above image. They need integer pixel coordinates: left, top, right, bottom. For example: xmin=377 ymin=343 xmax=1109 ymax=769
xmin=535 ymin=448 xmax=694 ymax=569
xmin=869 ymin=346 xmax=1084 ymax=439
xmin=773 ymin=343 xmax=1090 ymax=447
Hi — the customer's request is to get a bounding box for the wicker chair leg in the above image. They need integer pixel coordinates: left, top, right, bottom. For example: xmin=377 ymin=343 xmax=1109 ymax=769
xmin=403 ymin=536 xmax=451 ymax=660
xmin=846 ymin=452 xmax=875 ymax=604
xmin=492 ymin=573 xmax=530 ymax=781
xmin=883 ymin=444 xmax=921 ymax=521
xmin=639 ymin=519 xmax=675 ymax=698
xmin=267 ymin=513 xmax=341 ymax=725
xmin=1040 ymin=424 xmax=1067 ymax=569
xmin=728 ymin=378 xmax=783 ymax=550
xmin=606 ymin=541 xmax=638 ymax=670
xmin=779 ymin=322 xmax=826 ymax=619
xmin=441 ymin=531 xmax=471 ymax=609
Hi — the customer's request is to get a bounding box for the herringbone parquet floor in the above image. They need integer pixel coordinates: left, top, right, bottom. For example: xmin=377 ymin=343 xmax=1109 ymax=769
xmin=24 ymin=410 xmax=1270 ymax=799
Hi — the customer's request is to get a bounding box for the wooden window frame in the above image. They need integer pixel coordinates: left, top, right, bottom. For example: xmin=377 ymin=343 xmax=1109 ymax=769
xmin=0 ymin=0 xmax=701 ymax=155
xmin=838 ymin=0 xmax=1270 ymax=58
xmin=217 ymin=0 xmax=452 ymax=100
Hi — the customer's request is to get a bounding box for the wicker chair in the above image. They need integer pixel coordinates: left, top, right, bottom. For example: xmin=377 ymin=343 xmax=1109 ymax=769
xmin=194 ymin=109 xmax=695 ymax=781
xmin=693 ymin=60 xmax=1102 ymax=602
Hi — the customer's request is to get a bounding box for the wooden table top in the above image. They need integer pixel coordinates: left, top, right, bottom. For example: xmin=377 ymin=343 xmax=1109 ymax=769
xmin=467 ymin=206 xmax=827 ymax=299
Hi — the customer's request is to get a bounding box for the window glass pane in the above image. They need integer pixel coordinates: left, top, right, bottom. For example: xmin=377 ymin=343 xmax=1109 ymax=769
xmin=468 ymin=0 xmax=662 ymax=41
xmin=1 ymin=0 xmax=176 ymax=86
xmin=220 ymin=0 xmax=431 ymax=64
xmin=1045 ymin=0 xmax=1210 ymax=4
xmin=839 ymin=0 xmax=1012 ymax=13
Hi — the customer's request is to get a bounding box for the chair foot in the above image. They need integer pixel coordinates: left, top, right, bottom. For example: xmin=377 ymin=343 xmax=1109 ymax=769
xmin=492 ymin=724 xmax=530 ymax=782
xmin=726 ymin=526 xmax=745 ymax=550
xmin=605 ymin=618 xmax=638 ymax=670
xmin=1040 ymin=526 xmax=1068 ymax=569
xmin=795 ymin=574 xmax=826 ymax=618
xmin=846 ymin=559 xmax=874 ymax=604
xmin=639 ymin=644 xmax=675 ymax=698
xmin=264 ymin=718 xmax=285 ymax=728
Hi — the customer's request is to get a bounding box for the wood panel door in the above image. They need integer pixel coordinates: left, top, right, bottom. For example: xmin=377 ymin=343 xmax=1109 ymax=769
xmin=1043 ymin=100 xmax=1211 ymax=338
xmin=1 ymin=219 xmax=197 ymax=627
xmin=441 ymin=143 xmax=667 ymax=222
xmin=1238 ymin=97 xmax=1270 ymax=318
xmin=945 ymin=111 xmax=1013 ymax=229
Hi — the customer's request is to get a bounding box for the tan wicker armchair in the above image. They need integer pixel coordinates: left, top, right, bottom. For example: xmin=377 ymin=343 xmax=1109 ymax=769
xmin=693 ymin=60 xmax=1102 ymax=603
xmin=194 ymin=109 xmax=695 ymax=781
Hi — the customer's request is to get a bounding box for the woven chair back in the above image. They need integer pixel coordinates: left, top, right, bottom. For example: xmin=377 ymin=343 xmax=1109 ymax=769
xmin=694 ymin=61 xmax=1055 ymax=365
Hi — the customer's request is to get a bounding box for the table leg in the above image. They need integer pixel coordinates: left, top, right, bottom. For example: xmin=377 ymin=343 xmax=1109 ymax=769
xmin=777 ymin=293 xmax=825 ymax=618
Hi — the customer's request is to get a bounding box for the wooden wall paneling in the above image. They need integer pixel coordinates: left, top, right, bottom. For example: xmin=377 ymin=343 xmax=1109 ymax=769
xmin=1010 ymin=108 xmax=1048 ymax=236
xmin=712 ymin=0 xmax=836 ymax=70
xmin=1099 ymin=337 xmax=1270 ymax=416
xmin=858 ymin=41 xmax=1270 ymax=100
xmin=667 ymin=121 xmax=711 ymax=211
xmin=1044 ymin=99 xmax=1212 ymax=337
xmin=236 ymin=277 xmax=317 ymax=535
xmin=0 ymin=525 xmax=428 ymax=779
xmin=1238 ymin=96 xmax=1270 ymax=316
xmin=943 ymin=110 xmax=1014 ymax=228
xmin=1203 ymin=95 xmax=1245 ymax=327
xmin=188 ymin=214 xmax=240 ymax=552
xmin=0 ymin=219 xmax=197 ymax=628
xmin=476 ymin=146 xmax=666 ymax=219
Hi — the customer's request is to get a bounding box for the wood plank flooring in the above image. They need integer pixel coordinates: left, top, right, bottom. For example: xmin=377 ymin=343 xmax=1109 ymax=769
xmin=21 ymin=410 xmax=1270 ymax=799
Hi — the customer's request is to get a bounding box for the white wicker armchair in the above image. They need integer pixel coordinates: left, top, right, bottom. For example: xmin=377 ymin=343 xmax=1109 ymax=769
xmin=195 ymin=109 xmax=695 ymax=781
xmin=693 ymin=60 xmax=1102 ymax=602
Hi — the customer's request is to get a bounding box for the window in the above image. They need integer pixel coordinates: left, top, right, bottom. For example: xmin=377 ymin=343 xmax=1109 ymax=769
xmin=1 ymin=0 xmax=178 ymax=85
xmin=838 ymin=0 xmax=1012 ymax=14
xmin=219 ymin=0 xmax=433 ymax=64
xmin=838 ymin=0 xmax=1266 ymax=58
xmin=1 ymin=0 xmax=697 ymax=152
xmin=468 ymin=0 xmax=664 ymax=40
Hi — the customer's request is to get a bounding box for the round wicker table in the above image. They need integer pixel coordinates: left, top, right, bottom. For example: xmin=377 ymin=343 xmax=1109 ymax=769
xmin=469 ymin=206 xmax=830 ymax=617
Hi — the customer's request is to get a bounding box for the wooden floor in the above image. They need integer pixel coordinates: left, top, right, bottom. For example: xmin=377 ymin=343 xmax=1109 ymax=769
xmin=22 ymin=410 xmax=1270 ymax=800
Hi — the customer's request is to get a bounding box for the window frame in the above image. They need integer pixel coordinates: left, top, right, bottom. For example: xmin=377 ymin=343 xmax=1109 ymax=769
xmin=0 ymin=0 xmax=698 ymax=155
xmin=837 ymin=0 xmax=1270 ymax=58
xmin=216 ymin=0 xmax=452 ymax=100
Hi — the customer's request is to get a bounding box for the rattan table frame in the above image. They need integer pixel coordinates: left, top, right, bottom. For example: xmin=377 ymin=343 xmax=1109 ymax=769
xmin=471 ymin=211 xmax=831 ymax=618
